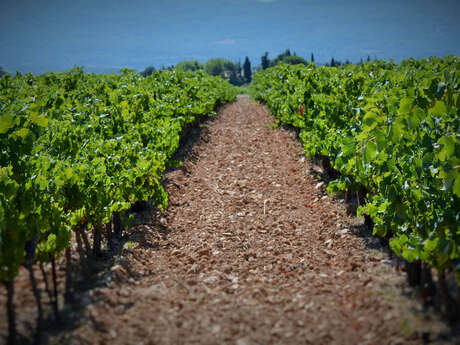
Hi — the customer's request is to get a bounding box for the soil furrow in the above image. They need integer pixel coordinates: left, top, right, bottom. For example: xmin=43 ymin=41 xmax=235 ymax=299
xmin=51 ymin=95 xmax=452 ymax=345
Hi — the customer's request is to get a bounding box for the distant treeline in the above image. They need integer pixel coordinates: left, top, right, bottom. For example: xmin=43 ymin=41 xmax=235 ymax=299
xmin=259 ymin=49 xmax=375 ymax=69
xmin=141 ymin=57 xmax=252 ymax=86
xmin=140 ymin=49 xmax=377 ymax=86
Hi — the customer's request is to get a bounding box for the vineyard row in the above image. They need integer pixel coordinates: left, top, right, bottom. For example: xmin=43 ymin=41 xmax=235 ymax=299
xmin=0 ymin=68 xmax=238 ymax=344
xmin=251 ymin=56 xmax=460 ymax=319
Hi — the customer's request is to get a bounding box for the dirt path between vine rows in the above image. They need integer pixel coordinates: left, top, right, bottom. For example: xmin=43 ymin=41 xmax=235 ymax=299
xmin=49 ymin=95 xmax=455 ymax=345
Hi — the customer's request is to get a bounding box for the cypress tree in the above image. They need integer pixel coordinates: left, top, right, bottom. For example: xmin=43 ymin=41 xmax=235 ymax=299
xmin=243 ymin=56 xmax=252 ymax=83
xmin=261 ymin=52 xmax=270 ymax=70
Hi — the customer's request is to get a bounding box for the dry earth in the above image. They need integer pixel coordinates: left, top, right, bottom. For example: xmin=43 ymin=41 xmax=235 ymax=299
xmin=2 ymin=95 xmax=458 ymax=345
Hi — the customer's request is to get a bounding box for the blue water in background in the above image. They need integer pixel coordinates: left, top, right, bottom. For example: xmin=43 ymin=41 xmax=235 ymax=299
xmin=1 ymin=0 xmax=459 ymax=74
